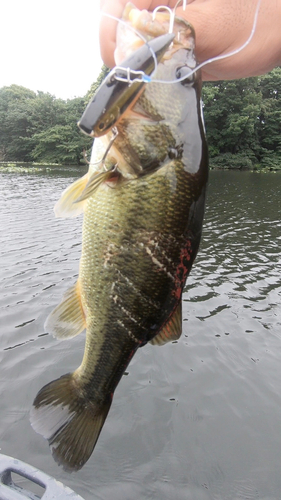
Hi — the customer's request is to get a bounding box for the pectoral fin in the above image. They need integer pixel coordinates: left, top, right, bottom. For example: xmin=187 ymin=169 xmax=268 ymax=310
xmin=45 ymin=282 xmax=86 ymax=339
xmin=150 ymin=301 xmax=182 ymax=346
xmin=54 ymin=169 xmax=116 ymax=218
xmin=54 ymin=173 xmax=89 ymax=218
xmin=75 ymin=169 xmax=117 ymax=203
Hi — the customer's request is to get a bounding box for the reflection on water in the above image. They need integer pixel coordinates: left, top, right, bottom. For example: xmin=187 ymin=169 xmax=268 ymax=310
xmin=0 ymin=168 xmax=281 ymax=500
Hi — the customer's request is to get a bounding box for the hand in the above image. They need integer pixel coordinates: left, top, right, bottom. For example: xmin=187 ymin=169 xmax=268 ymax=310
xmin=99 ymin=0 xmax=281 ymax=81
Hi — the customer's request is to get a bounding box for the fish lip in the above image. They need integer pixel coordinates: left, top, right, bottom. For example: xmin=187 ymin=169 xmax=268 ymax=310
xmin=78 ymin=33 xmax=175 ymax=138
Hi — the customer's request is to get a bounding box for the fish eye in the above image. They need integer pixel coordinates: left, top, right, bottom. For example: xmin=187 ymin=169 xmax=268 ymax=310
xmin=176 ymin=66 xmax=194 ymax=86
xmin=98 ymin=122 xmax=105 ymax=130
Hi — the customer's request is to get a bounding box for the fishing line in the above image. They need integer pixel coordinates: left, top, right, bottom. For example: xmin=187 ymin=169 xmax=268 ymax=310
xmin=101 ymin=0 xmax=261 ymax=85
xmin=151 ymin=0 xmax=262 ymax=84
xmin=191 ymin=0 xmax=262 ymax=77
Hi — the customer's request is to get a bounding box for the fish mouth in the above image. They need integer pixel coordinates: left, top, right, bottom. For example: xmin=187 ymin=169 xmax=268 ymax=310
xmin=116 ymin=3 xmax=196 ymax=63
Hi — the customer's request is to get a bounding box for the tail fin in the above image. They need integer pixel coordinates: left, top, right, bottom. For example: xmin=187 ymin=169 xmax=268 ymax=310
xmin=30 ymin=373 xmax=111 ymax=471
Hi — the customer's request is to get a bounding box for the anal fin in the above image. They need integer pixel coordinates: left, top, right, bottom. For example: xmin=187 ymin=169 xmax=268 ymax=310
xmin=45 ymin=281 xmax=86 ymax=339
xmin=150 ymin=301 xmax=182 ymax=346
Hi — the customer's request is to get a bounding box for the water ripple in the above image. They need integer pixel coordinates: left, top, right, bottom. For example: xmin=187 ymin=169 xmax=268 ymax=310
xmin=0 ymin=169 xmax=281 ymax=499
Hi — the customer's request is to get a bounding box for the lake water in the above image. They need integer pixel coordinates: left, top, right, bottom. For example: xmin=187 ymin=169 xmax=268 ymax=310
xmin=0 ymin=168 xmax=281 ymax=500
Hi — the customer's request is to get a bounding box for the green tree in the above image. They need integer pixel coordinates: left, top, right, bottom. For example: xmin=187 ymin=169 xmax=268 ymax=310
xmin=2 ymin=67 xmax=281 ymax=169
xmin=202 ymin=71 xmax=281 ymax=169
xmin=203 ymin=78 xmax=262 ymax=163
xmin=258 ymin=67 xmax=281 ymax=168
xmin=29 ymin=96 xmax=92 ymax=164
xmin=0 ymin=85 xmax=36 ymax=160
xmin=0 ymin=85 xmax=92 ymax=164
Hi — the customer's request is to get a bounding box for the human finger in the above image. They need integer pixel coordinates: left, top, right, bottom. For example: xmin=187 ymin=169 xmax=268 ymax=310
xmin=99 ymin=0 xmax=168 ymax=66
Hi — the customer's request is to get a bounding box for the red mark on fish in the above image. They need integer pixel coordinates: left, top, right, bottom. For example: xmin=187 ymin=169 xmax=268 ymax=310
xmin=173 ymin=240 xmax=192 ymax=300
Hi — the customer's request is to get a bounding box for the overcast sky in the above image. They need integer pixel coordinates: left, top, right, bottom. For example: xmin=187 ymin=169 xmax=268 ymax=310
xmin=1 ymin=0 xmax=103 ymax=99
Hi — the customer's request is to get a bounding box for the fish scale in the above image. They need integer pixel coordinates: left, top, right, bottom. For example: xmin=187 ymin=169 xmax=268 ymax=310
xmin=30 ymin=6 xmax=208 ymax=472
xmin=77 ymin=160 xmax=202 ymax=400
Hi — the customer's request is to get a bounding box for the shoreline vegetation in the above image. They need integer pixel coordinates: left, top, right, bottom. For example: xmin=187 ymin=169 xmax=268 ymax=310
xmin=1 ymin=66 xmax=281 ymax=172
xmin=0 ymin=161 xmax=89 ymax=175
xmin=0 ymin=160 xmax=280 ymax=173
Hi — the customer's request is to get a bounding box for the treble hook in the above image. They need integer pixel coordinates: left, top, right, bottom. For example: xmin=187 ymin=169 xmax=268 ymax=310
xmin=152 ymin=1 xmax=188 ymax=35
xmin=152 ymin=6 xmax=175 ymax=34
xmin=172 ymin=0 xmax=188 ymax=41
xmin=90 ymin=127 xmax=119 ymax=168
xmin=173 ymin=0 xmax=187 ymax=13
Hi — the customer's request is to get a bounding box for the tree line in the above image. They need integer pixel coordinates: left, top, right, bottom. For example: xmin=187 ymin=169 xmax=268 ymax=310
xmin=1 ymin=66 xmax=280 ymax=169
xmin=202 ymin=67 xmax=281 ymax=170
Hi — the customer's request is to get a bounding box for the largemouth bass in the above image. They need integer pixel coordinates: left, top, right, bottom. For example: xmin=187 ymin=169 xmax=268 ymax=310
xmin=30 ymin=3 xmax=208 ymax=472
